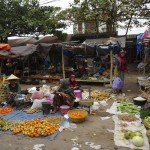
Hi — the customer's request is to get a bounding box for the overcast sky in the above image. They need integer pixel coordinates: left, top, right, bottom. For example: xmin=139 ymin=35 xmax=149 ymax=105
xmin=40 ymin=0 xmax=148 ymax=35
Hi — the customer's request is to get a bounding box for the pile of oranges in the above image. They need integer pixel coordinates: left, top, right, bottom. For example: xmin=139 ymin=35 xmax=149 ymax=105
xmin=0 ymin=107 xmax=13 ymax=114
xmin=13 ymin=118 xmax=58 ymax=137
xmin=69 ymin=111 xmax=86 ymax=118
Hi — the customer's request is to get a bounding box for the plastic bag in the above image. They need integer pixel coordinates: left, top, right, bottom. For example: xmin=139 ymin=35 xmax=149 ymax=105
xmin=112 ymin=77 xmax=123 ymax=90
xmin=32 ymin=91 xmax=44 ymax=100
xmin=31 ymin=99 xmax=47 ymax=109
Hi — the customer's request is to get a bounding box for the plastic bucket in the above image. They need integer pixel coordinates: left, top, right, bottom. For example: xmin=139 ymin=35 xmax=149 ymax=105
xmin=42 ymin=102 xmax=52 ymax=115
xmin=74 ymin=90 xmax=81 ymax=99
xmin=60 ymin=105 xmax=70 ymax=115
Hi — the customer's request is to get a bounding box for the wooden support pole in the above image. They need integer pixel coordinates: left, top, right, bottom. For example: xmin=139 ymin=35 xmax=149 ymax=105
xmin=62 ymin=46 xmax=65 ymax=79
xmin=110 ymin=50 xmax=113 ymax=86
xmin=143 ymin=53 xmax=148 ymax=75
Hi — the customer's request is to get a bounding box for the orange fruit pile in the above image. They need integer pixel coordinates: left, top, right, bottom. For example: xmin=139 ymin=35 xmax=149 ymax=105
xmin=69 ymin=111 xmax=85 ymax=118
xmin=13 ymin=118 xmax=58 ymax=137
xmin=0 ymin=107 xmax=13 ymax=114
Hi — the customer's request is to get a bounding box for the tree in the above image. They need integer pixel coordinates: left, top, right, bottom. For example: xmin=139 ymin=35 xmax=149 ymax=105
xmin=0 ymin=0 xmax=67 ymax=41
xmin=65 ymin=0 xmax=150 ymax=35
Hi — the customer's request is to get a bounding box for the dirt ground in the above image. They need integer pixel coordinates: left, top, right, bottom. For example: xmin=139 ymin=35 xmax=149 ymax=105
xmin=0 ymin=64 xmax=146 ymax=150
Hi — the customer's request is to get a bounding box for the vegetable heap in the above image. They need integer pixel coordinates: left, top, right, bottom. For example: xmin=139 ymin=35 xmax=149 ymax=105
xmin=143 ymin=116 xmax=150 ymax=129
xmin=124 ymin=130 xmax=144 ymax=147
xmin=117 ymin=102 xmax=141 ymax=114
xmin=44 ymin=116 xmax=63 ymax=125
xmin=69 ymin=112 xmax=85 ymax=118
xmin=12 ymin=118 xmax=58 ymax=137
xmin=0 ymin=107 xmax=13 ymax=114
xmin=140 ymin=108 xmax=150 ymax=119
xmin=91 ymin=90 xmax=110 ymax=100
xmin=0 ymin=117 xmax=7 ymax=128
xmin=118 ymin=114 xmax=138 ymax=122
xmin=0 ymin=117 xmax=21 ymax=131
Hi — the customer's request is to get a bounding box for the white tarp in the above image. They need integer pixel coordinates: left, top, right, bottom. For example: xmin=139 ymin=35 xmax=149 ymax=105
xmin=85 ymin=36 xmax=126 ymax=48
xmin=112 ymin=115 xmax=149 ymax=150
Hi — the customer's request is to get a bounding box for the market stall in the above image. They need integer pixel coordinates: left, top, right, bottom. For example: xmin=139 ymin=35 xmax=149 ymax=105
xmin=60 ymin=42 xmax=119 ymax=86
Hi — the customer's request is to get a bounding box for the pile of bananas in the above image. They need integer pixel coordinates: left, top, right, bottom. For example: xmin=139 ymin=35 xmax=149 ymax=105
xmin=91 ymin=90 xmax=110 ymax=101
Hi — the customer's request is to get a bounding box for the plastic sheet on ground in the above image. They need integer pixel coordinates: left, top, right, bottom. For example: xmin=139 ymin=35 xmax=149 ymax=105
xmin=100 ymin=117 xmax=111 ymax=120
xmin=0 ymin=110 xmax=68 ymax=140
xmin=112 ymin=115 xmax=149 ymax=150
xmin=106 ymin=102 xmax=119 ymax=114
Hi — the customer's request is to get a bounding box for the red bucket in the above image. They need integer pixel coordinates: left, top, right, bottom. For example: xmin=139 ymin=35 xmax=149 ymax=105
xmin=60 ymin=105 xmax=70 ymax=115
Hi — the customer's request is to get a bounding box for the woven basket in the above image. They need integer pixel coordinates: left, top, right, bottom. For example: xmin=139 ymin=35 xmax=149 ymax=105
xmin=0 ymin=85 xmax=7 ymax=102
xmin=68 ymin=109 xmax=88 ymax=123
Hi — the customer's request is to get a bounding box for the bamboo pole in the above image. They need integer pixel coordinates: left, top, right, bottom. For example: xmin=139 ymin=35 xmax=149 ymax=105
xmin=110 ymin=50 xmax=113 ymax=86
xmin=62 ymin=46 xmax=65 ymax=79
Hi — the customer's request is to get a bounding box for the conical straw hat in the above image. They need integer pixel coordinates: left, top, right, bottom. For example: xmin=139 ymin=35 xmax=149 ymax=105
xmin=6 ymin=74 xmax=20 ymax=80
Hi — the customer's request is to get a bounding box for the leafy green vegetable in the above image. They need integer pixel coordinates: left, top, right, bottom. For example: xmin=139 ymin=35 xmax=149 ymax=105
xmin=140 ymin=109 xmax=150 ymax=119
xmin=117 ymin=102 xmax=141 ymax=114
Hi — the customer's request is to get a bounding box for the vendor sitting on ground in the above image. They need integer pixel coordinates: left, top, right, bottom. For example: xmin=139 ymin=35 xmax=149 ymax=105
xmin=51 ymin=79 xmax=76 ymax=114
xmin=6 ymin=74 xmax=21 ymax=107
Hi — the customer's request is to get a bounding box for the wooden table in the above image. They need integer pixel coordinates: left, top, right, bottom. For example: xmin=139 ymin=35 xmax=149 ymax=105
xmin=27 ymin=75 xmax=62 ymax=84
xmin=76 ymin=79 xmax=110 ymax=85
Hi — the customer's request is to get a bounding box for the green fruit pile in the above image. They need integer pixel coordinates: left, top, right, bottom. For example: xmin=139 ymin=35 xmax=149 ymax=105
xmin=117 ymin=102 xmax=141 ymax=114
xmin=124 ymin=130 xmax=143 ymax=140
xmin=143 ymin=116 xmax=150 ymax=129
xmin=0 ymin=117 xmax=8 ymax=128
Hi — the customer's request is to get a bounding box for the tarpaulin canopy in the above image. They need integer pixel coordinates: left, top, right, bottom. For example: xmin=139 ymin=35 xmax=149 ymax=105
xmin=0 ymin=45 xmax=37 ymax=59
xmin=36 ymin=43 xmax=55 ymax=59
xmin=0 ymin=43 xmax=54 ymax=59
xmin=58 ymin=42 xmax=120 ymax=58
xmin=85 ymin=36 xmax=126 ymax=48
xmin=0 ymin=43 xmax=11 ymax=51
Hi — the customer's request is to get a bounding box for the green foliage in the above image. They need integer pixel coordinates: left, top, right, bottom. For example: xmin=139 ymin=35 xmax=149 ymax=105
xmin=66 ymin=0 xmax=150 ymax=35
xmin=0 ymin=0 xmax=67 ymax=41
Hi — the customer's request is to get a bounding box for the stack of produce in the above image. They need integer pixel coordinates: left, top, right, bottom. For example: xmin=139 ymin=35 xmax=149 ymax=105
xmin=44 ymin=116 xmax=63 ymax=126
xmin=0 ymin=117 xmax=8 ymax=129
xmin=140 ymin=108 xmax=150 ymax=119
xmin=80 ymin=75 xmax=89 ymax=80
xmin=0 ymin=107 xmax=13 ymax=114
xmin=12 ymin=118 xmax=58 ymax=137
xmin=91 ymin=90 xmax=110 ymax=100
xmin=143 ymin=117 xmax=150 ymax=142
xmin=118 ymin=114 xmax=138 ymax=122
xmin=0 ymin=120 xmax=21 ymax=131
xmin=124 ymin=130 xmax=144 ymax=147
xmin=23 ymin=108 xmax=41 ymax=114
xmin=68 ymin=109 xmax=88 ymax=123
xmin=117 ymin=102 xmax=141 ymax=114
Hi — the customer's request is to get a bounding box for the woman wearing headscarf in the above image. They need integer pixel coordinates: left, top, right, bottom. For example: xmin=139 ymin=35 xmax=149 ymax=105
xmin=51 ymin=79 xmax=76 ymax=114
xmin=117 ymin=50 xmax=127 ymax=82
xmin=6 ymin=74 xmax=21 ymax=107
xmin=69 ymin=75 xmax=79 ymax=89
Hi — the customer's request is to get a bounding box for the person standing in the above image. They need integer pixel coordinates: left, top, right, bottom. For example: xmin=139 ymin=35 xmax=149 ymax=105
xmin=117 ymin=50 xmax=127 ymax=82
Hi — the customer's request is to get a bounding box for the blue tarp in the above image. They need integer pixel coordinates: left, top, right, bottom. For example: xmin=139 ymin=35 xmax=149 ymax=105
xmin=0 ymin=110 xmax=68 ymax=140
xmin=59 ymin=42 xmax=121 ymax=58
xmin=136 ymin=33 xmax=144 ymax=57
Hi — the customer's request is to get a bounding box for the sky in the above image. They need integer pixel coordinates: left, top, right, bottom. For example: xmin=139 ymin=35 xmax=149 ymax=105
xmin=40 ymin=0 xmax=148 ymax=35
